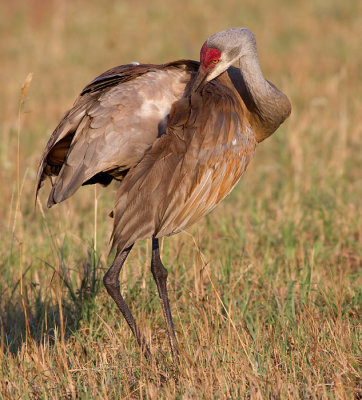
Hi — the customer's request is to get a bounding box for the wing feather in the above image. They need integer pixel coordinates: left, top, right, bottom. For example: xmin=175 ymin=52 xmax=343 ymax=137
xmin=37 ymin=61 xmax=198 ymax=206
xmin=111 ymin=73 xmax=256 ymax=252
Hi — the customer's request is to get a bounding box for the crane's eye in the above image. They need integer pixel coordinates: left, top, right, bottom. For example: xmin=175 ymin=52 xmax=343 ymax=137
xmin=211 ymin=59 xmax=219 ymax=64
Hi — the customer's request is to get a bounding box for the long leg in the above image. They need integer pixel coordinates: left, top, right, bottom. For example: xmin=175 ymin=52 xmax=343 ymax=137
xmin=151 ymin=238 xmax=179 ymax=361
xmin=103 ymin=245 xmax=152 ymax=360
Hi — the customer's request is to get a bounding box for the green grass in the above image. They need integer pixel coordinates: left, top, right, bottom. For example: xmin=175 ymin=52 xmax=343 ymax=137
xmin=0 ymin=0 xmax=361 ymax=398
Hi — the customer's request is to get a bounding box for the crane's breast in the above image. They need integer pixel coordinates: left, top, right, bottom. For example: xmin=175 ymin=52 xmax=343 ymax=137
xmin=156 ymin=123 xmax=256 ymax=237
xmin=110 ymin=75 xmax=257 ymax=252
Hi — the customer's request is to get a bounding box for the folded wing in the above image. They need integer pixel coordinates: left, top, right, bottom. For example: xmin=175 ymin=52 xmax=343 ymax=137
xmin=111 ymin=72 xmax=257 ymax=253
xmin=36 ymin=61 xmax=198 ymax=207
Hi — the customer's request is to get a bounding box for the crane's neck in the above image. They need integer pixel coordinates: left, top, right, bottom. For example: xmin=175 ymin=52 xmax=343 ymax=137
xmin=228 ymin=51 xmax=291 ymax=142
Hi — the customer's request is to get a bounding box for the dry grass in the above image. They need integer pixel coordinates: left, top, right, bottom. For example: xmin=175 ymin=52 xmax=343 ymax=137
xmin=0 ymin=0 xmax=361 ymax=398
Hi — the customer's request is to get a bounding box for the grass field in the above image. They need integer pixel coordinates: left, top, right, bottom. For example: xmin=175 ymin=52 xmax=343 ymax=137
xmin=0 ymin=0 xmax=361 ymax=398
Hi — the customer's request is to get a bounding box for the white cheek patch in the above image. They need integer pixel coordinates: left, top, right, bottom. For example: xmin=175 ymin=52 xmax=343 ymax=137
xmin=207 ymin=59 xmax=229 ymax=83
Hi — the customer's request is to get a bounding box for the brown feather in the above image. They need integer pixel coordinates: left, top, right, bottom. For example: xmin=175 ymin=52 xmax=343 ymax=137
xmin=110 ymin=72 xmax=256 ymax=253
xmin=36 ymin=61 xmax=199 ymax=206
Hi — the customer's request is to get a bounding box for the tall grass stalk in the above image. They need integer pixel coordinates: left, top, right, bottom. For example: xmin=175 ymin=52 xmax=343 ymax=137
xmin=15 ymin=73 xmax=33 ymax=344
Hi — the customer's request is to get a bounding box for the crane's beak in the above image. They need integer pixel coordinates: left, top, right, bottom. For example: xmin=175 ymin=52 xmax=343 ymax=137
xmin=191 ymin=67 xmax=208 ymax=93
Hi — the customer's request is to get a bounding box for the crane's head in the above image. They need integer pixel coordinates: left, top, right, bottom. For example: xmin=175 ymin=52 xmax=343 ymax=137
xmin=192 ymin=28 xmax=257 ymax=92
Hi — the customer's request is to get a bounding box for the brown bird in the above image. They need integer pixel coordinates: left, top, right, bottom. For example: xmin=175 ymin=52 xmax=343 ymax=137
xmin=37 ymin=28 xmax=291 ymax=362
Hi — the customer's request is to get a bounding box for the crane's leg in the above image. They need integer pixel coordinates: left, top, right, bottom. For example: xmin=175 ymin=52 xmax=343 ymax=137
xmin=103 ymin=245 xmax=153 ymax=360
xmin=151 ymin=238 xmax=180 ymax=362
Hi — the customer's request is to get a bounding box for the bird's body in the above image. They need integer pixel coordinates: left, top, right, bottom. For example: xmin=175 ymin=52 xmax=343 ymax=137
xmin=37 ymin=28 xmax=291 ymax=362
xmin=111 ymin=71 xmax=256 ymax=252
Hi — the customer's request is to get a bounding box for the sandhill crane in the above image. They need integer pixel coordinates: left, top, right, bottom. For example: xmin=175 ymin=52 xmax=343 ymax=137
xmin=37 ymin=28 xmax=291 ymax=362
